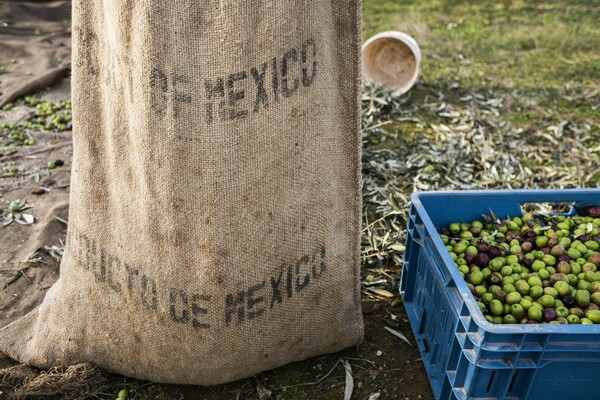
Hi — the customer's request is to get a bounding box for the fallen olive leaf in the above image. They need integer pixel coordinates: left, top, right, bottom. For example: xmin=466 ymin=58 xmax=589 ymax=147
xmin=343 ymin=360 xmax=354 ymax=400
xmin=20 ymin=213 xmax=35 ymax=224
xmin=366 ymin=288 xmax=395 ymax=298
xmin=3 ymin=267 xmax=30 ymax=287
xmin=389 ymin=244 xmax=405 ymax=252
xmin=4 ymin=274 xmax=21 ymax=286
xmin=384 ymin=326 xmax=412 ymax=346
xmin=362 ymin=279 xmax=388 ymax=286
xmin=54 ymin=215 xmax=68 ymax=225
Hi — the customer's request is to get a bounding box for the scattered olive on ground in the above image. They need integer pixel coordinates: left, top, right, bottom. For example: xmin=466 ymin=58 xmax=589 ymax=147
xmin=0 ymin=95 xmax=72 ymax=147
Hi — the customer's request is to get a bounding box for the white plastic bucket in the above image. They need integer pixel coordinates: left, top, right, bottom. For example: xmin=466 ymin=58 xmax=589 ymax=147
xmin=362 ymin=31 xmax=421 ymax=95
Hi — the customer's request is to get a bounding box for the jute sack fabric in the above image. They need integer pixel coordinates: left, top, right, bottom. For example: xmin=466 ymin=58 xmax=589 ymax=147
xmin=0 ymin=0 xmax=364 ymax=385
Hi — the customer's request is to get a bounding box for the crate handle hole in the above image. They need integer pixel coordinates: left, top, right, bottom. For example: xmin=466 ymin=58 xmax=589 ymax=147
xmin=508 ymin=370 xmax=519 ymax=393
xmin=421 ymin=338 xmax=429 ymax=355
xmin=417 ymin=309 xmax=427 ymax=334
xmin=485 ymin=370 xmax=496 ymax=393
xmin=520 ymin=202 xmax=575 ymax=215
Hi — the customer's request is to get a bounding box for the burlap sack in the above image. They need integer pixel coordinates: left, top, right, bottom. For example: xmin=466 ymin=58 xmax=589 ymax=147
xmin=0 ymin=0 xmax=363 ymax=385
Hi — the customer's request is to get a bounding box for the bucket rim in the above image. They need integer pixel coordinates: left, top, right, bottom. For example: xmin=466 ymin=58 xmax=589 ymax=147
xmin=361 ymin=31 xmax=422 ymax=95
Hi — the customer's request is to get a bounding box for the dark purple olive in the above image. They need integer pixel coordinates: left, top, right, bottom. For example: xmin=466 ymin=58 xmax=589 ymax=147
xmin=523 ymin=259 xmax=533 ymax=268
xmin=477 ymin=243 xmax=490 ymax=253
xmin=585 ymin=206 xmax=600 ymax=217
xmin=543 ymin=308 xmax=557 ymax=322
xmin=523 ymin=230 xmax=537 ymax=239
xmin=561 ymin=295 xmax=576 ymax=308
xmin=579 ymin=235 xmax=589 ymax=243
xmin=513 ymin=236 xmax=523 ymax=243
xmin=541 ymin=247 xmax=551 ymax=254
xmin=559 ymin=255 xmax=570 ymax=263
xmin=464 ymin=253 xmax=476 ymax=264
xmin=488 ymin=247 xmax=501 ymax=259
xmin=526 ymin=320 xmax=539 ymax=324
xmin=54 ymin=159 xmax=65 ymax=167
xmin=440 ymin=228 xmax=451 ymax=236
xmin=548 ymin=237 xmax=559 ymax=247
xmin=542 ymin=280 xmax=551 ymax=288
xmin=475 ymin=253 xmax=490 ymax=268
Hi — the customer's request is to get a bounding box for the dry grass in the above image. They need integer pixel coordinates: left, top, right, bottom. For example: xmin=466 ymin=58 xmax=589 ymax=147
xmin=0 ymin=364 xmax=106 ymax=400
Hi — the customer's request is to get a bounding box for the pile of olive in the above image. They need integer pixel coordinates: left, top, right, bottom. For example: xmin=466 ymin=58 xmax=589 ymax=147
xmin=438 ymin=206 xmax=600 ymax=324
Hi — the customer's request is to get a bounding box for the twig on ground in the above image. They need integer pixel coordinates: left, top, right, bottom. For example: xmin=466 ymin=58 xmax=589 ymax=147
xmin=0 ymin=141 xmax=72 ymax=163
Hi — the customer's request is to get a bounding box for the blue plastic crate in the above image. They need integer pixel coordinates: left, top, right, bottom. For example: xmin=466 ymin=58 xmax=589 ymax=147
xmin=400 ymin=189 xmax=600 ymax=400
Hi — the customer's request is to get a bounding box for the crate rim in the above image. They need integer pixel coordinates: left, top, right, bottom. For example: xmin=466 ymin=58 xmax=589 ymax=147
xmin=409 ymin=188 xmax=600 ymax=334
xmin=411 ymin=188 xmax=600 ymax=198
